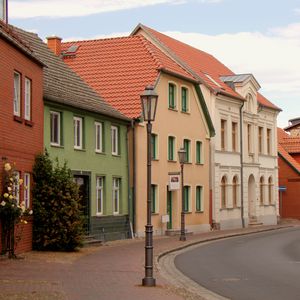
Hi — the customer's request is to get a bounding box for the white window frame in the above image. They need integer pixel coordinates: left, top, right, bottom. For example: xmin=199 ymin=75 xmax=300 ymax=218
xmin=95 ymin=122 xmax=103 ymax=153
xmin=74 ymin=116 xmax=83 ymax=150
xmin=96 ymin=176 xmax=104 ymax=215
xmin=24 ymin=77 xmax=31 ymax=121
xmin=50 ymin=111 xmax=61 ymax=146
xmin=24 ymin=173 xmax=30 ymax=209
xmin=111 ymin=126 xmax=119 ymax=155
xmin=13 ymin=171 xmax=20 ymax=205
xmin=196 ymin=185 xmax=204 ymax=212
xmin=112 ymin=178 xmax=120 ymax=215
xmin=14 ymin=72 xmax=21 ymax=117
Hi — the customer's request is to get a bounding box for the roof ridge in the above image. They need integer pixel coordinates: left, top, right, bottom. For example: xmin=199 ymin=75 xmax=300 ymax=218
xmin=63 ymin=35 xmax=139 ymax=45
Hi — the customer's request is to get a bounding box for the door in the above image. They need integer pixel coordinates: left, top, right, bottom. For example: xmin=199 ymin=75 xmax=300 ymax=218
xmin=73 ymin=175 xmax=90 ymax=234
xmin=167 ymin=189 xmax=172 ymax=229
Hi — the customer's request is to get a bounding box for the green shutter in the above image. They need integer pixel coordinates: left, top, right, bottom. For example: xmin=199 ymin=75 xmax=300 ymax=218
xmin=196 ymin=186 xmax=202 ymax=211
xmin=168 ymin=136 xmax=174 ymax=160
xmin=184 ymin=139 xmax=190 ymax=162
xmin=169 ymin=84 xmax=175 ymax=109
xmin=151 ymin=185 xmax=156 ymax=213
xmin=181 ymin=87 xmax=187 ymax=112
xmin=196 ymin=141 xmax=202 ymax=164
xmin=151 ymin=134 xmax=156 ymax=159
xmin=184 ymin=186 xmax=189 ymax=212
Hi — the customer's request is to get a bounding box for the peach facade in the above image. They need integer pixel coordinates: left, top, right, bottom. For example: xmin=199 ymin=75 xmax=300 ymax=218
xmin=132 ymin=73 xmax=211 ymax=236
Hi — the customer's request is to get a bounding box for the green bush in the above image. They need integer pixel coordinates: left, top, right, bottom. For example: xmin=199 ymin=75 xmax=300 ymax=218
xmin=32 ymin=151 xmax=84 ymax=251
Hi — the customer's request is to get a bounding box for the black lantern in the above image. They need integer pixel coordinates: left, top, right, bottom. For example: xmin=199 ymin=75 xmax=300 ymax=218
xmin=140 ymin=85 xmax=158 ymax=122
xmin=178 ymin=147 xmax=186 ymax=164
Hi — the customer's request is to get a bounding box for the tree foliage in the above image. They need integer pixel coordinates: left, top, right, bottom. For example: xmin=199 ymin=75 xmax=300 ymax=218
xmin=32 ymin=151 xmax=83 ymax=251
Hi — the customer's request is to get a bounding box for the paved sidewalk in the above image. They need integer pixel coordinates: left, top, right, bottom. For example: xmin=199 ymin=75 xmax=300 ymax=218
xmin=0 ymin=224 xmax=294 ymax=300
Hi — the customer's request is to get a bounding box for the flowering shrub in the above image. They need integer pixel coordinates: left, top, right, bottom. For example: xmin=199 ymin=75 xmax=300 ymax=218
xmin=0 ymin=162 xmax=32 ymax=258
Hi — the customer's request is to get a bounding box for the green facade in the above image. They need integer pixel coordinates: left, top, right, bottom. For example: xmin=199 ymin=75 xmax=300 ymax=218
xmin=44 ymin=101 xmax=130 ymax=240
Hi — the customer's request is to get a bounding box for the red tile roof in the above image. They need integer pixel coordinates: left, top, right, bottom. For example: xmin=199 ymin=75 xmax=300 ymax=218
xmin=277 ymin=128 xmax=300 ymax=173
xmin=135 ymin=24 xmax=280 ymax=110
xmin=62 ymin=35 xmax=196 ymax=118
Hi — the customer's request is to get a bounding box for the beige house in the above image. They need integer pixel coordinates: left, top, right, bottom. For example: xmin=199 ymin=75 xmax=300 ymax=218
xmin=132 ymin=24 xmax=281 ymax=229
xmin=59 ymin=35 xmax=215 ymax=236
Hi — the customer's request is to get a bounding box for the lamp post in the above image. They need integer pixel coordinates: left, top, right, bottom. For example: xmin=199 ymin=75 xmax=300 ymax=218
xmin=140 ymin=85 xmax=158 ymax=287
xmin=178 ymin=147 xmax=186 ymax=241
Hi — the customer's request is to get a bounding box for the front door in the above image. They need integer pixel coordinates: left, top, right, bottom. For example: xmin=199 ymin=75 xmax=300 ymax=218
xmin=167 ymin=189 xmax=172 ymax=229
xmin=73 ymin=175 xmax=90 ymax=234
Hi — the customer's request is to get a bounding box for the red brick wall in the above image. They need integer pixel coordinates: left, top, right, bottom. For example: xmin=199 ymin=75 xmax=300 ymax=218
xmin=0 ymin=37 xmax=44 ymax=253
xmin=278 ymin=156 xmax=300 ymax=218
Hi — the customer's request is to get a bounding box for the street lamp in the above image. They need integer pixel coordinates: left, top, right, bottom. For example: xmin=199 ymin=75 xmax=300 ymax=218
xmin=140 ymin=85 xmax=158 ymax=287
xmin=178 ymin=147 xmax=186 ymax=241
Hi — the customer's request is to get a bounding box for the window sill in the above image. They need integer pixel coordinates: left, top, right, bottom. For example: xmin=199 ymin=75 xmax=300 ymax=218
xmin=183 ymin=211 xmax=192 ymax=214
xmin=195 ymin=210 xmax=204 ymax=213
xmin=95 ymin=213 xmax=103 ymax=217
xmin=25 ymin=120 xmax=34 ymax=127
xmin=152 ymin=158 xmax=159 ymax=161
xmin=13 ymin=115 xmax=23 ymax=123
xmin=95 ymin=151 xmax=105 ymax=155
xmin=151 ymin=213 xmax=159 ymax=216
xmin=50 ymin=144 xmax=64 ymax=149
xmin=181 ymin=111 xmax=190 ymax=115
xmin=167 ymin=159 xmax=177 ymax=163
xmin=168 ymin=107 xmax=178 ymax=112
xmin=74 ymin=148 xmax=86 ymax=152
xmin=112 ymin=154 xmax=121 ymax=157
xmin=195 ymin=162 xmax=204 ymax=165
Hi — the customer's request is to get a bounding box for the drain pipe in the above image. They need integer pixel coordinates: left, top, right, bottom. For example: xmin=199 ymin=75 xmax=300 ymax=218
xmin=240 ymin=102 xmax=245 ymax=228
xmin=131 ymin=119 xmax=137 ymax=235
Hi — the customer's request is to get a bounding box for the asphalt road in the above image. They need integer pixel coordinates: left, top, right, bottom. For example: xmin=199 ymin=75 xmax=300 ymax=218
xmin=175 ymin=227 xmax=300 ymax=300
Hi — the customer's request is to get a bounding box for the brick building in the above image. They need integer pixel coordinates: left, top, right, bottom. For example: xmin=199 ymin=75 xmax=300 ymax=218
xmin=278 ymin=127 xmax=300 ymax=219
xmin=0 ymin=21 xmax=44 ymax=253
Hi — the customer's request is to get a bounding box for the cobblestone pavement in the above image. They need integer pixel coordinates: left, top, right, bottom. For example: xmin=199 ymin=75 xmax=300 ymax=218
xmin=0 ymin=224 xmax=294 ymax=300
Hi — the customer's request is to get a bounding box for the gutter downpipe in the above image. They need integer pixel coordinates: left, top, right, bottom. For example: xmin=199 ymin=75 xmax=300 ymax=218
xmin=240 ymin=102 xmax=245 ymax=228
xmin=131 ymin=119 xmax=137 ymax=236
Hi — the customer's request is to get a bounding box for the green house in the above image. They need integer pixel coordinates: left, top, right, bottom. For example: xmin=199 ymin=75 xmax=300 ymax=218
xmin=15 ymin=28 xmax=131 ymax=241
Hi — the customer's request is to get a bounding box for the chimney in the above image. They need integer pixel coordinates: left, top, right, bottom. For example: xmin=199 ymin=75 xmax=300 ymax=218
xmin=0 ymin=0 xmax=8 ymax=24
xmin=46 ymin=36 xmax=62 ymax=56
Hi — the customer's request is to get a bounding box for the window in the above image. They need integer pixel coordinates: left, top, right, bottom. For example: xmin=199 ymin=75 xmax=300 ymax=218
xmin=168 ymin=136 xmax=175 ymax=161
xmin=183 ymin=186 xmax=190 ymax=212
xmin=151 ymin=134 xmax=158 ymax=160
xmin=258 ymin=127 xmax=263 ymax=154
xmin=181 ymin=87 xmax=188 ymax=112
xmin=232 ymin=122 xmax=237 ymax=152
xmin=232 ymin=176 xmax=238 ymax=208
xmin=168 ymin=83 xmax=176 ymax=109
xmin=267 ymin=129 xmax=271 ymax=155
xmin=196 ymin=186 xmax=203 ymax=212
xmin=112 ymin=178 xmax=120 ymax=214
xmin=96 ymin=176 xmax=104 ymax=215
xmin=246 ymin=93 xmax=254 ymax=112
xmin=151 ymin=184 xmax=158 ymax=213
xmin=95 ymin=122 xmax=103 ymax=153
xmin=24 ymin=173 xmax=30 ymax=209
xmin=196 ymin=141 xmax=202 ymax=164
xmin=260 ymin=176 xmax=264 ymax=205
xmin=221 ymin=176 xmax=227 ymax=208
xmin=268 ymin=177 xmax=273 ymax=204
xmin=111 ymin=126 xmax=119 ymax=155
xmin=13 ymin=171 xmax=20 ymax=205
xmin=50 ymin=111 xmax=61 ymax=146
xmin=183 ymin=139 xmax=191 ymax=163
xmin=247 ymin=124 xmax=252 ymax=154
xmin=24 ymin=77 xmax=31 ymax=121
xmin=221 ymin=119 xmax=226 ymax=151
xmin=14 ymin=72 xmax=21 ymax=117
xmin=74 ymin=117 xmax=83 ymax=149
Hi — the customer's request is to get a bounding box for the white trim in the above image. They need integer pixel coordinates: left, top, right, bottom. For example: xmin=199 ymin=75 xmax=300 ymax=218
xmin=13 ymin=72 xmax=21 ymax=117
xmin=168 ymin=81 xmax=178 ymax=110
xmin=195 ymin=140 xmax=204 ymax=164
xmin=167 ymin=135 xmax=176 ymax=161
xmin=195 ymin=185 xmax=204 ymax=212
xmin=95 ymin=122 xmax=103 ymax=153
xmin=50 ymin=111 xmax=61 ymax=146
xmin=24 ymin=173 xmax=30 ymax=209
xmin=111 ymin=125 xmax=119 ymax=155
xmin=96 ymin=176 xmax=104 ymax=215
xmin=24 ymin=77 xmax=31 ymax=121
xmin=180 ymin=85 xmax=190 ymax=113
xmin=112 ymin=177 xmax=120 ymax=215
xmin=74 ymin=116 xmax=83 ymax=149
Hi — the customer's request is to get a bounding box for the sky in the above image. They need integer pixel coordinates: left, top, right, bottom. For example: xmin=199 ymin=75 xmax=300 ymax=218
xmin=8 ymin=0 xmax=300 ymax=128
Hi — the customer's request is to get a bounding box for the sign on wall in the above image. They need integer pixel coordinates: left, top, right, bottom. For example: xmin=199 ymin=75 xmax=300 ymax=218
xmin=168 ymin=172 xmax=180 ymax=190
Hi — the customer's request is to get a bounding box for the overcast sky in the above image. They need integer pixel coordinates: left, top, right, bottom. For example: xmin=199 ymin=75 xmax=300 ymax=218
xmin=9 ymin=0 xmax=300 ymax=128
